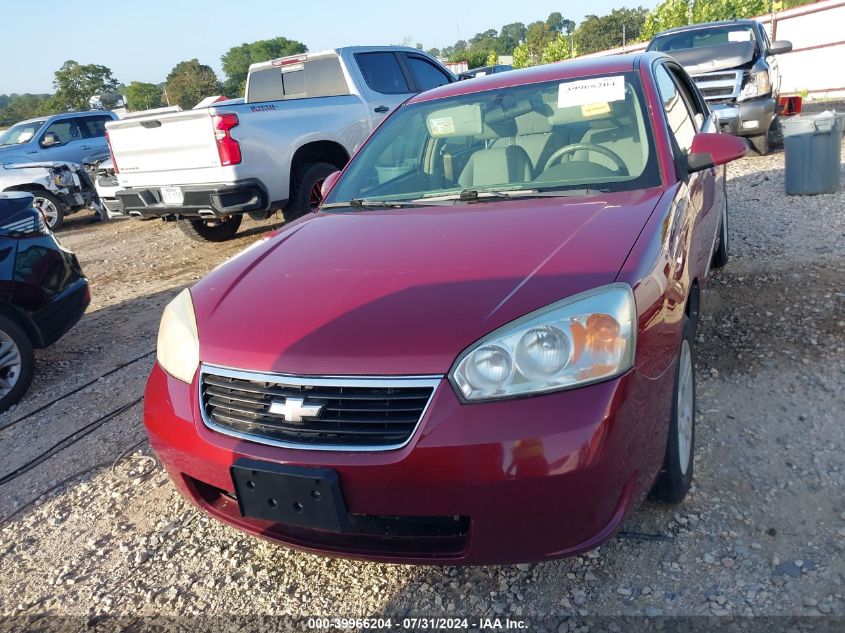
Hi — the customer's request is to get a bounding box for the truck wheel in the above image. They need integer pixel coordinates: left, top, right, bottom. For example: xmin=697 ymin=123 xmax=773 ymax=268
xmin=0 ymin=315 xmax=35 ymax=414
xmin=651 ymin=316 xmax=696 ymax=504
xmin=283 ymin=162 xmax=337 ymax=223
xmin=177 ymin=215 xmax=243 ymax=242
xmin=711 ymin=198 xmax=729 ymax=269
xmin=28 ymin=190 xmax=65 ymax=231
xmin=748 ymin=132 xmax=769 ymax=156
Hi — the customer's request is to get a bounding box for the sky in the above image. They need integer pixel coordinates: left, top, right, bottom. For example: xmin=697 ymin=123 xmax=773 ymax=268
xmin=0 ymin=0 xmax=659 ymax=95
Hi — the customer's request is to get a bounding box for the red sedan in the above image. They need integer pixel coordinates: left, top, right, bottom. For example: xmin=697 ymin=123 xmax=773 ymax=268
xmin=144 ymin=52 xmax=746 ymax=564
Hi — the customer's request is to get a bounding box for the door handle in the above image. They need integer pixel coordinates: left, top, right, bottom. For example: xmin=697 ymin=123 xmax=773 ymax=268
xmin=80 ymin=145 xmax=91 ymax=150
xmin=374 ymin=105 xmax=389 ymax=114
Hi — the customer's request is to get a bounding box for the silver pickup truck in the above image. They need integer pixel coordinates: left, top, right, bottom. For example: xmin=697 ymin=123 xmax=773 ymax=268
xmin=106 ymin=46 xmax=455 ymax=241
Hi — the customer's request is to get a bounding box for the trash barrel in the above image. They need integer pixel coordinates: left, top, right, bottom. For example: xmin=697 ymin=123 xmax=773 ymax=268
xmin=781 ymin=111 xmax=844 ymax=195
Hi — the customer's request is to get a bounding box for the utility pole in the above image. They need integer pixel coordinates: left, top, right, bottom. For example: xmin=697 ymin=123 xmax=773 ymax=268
xmin=623 ymin=24 xmax=627 ymax=49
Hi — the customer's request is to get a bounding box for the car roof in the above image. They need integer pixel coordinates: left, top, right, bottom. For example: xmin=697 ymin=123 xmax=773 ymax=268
xmin=653 ymin=19 xmax=759 ymax=37
xmin=13 ymin=110 xmax=112 ymax=126
xmin=409 ymin=54 xmax=642 ymax=104
xmin=250 ymin=46 xmax=439 ymax=72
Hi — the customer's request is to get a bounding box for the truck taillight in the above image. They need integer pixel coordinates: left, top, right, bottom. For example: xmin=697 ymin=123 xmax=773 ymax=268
xmin=105 ymin=130 xmax=119 ymax=174
xmin=213 ymin=113 xmax=241 ymax=166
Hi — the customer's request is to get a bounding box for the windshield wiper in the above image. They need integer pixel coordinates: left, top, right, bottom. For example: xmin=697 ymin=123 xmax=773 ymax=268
xmin=418 ymin=187 xmax=609 ymax=202
xmin=322 ymin=197 xmax=458 ymax=210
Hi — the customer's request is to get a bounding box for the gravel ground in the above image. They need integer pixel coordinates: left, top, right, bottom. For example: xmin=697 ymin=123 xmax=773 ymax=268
xmin=0 ymin=145 xmax=842 ymax=626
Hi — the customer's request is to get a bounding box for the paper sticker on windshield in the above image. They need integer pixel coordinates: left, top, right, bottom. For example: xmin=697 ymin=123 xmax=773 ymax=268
xmin=728 ymin=30 xmax=751 ymax=42
xmin=428 ymin=116 xmax=456 ymax=136
xmin=558 ymin=76 xmax=625 ymax=108
xmin=581 ymin=102 xmax=612 ymax=117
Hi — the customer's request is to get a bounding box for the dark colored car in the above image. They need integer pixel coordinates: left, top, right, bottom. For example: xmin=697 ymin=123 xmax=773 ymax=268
xmin=144 ymin=53 xmax=746 ymax=564
xmin=0 ymin=192 xmax=90 ymax=412
xmin=647 ymin=19 xmax=792 ymax=154
xmin=459 ymin=64 xmax=513 ymax=80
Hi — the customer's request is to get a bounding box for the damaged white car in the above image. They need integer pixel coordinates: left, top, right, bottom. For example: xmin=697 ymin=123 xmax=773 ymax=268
xmin=0 ymin=161 xmax=104 ymax=230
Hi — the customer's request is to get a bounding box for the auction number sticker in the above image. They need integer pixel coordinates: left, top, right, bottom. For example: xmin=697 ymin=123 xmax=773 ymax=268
xmin=558 ymin=75 xmax=625 ymax=108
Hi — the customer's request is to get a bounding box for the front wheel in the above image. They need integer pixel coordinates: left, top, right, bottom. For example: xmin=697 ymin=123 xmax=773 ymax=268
xmin=177 ymin=215 xmax=243 ymax=242
xmin=28 ymin=190 xmax=65 ymax=231
xmin=0 ymin=315 xmax=35 ymax=414
xmin=283 ymin=162 xmax=338 ymax=224
xmin=748 ymin=132 xmax=769 ymax=156
xmin=651 ymin=316 xmax=696 ymax=504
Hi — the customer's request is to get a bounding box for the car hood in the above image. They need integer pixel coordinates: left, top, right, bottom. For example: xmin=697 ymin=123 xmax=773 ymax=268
xmin=192 ymin=189 xmax=663 ymax=376
xmin=668 ymin=41 xmax=756 ymax=75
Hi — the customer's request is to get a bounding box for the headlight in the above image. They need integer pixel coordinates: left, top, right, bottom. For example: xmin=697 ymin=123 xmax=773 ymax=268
xmin=739 ymin=70 xmax=771 ymax=101
xmin=51 ymin=168 xmax=74 ymax=187
xmin=157 ymin=288 xmax=200 ymax=383
xmin=450 ymin=284 xmax=636 ymax=401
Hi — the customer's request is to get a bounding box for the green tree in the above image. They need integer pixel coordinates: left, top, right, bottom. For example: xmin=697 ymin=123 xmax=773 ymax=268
xmin=541 ymin=35 xmax=574 ymax=65
xmin=512 ymin=43 xmax=531 ymax=69
xmin=164 ymin=59 xmax=221 ymax=109
xmin=221 ymin=36 xmax=307 ymax=96
xmin=50 ymin=60 xmax=119 ymax=112
xmin=125 ymin=81 xmax=162 ymax=111
xmin=0 ymin=93 xmax=51 ymax=125
xmin=499 ymin=22 xmax=527 ymax=53
xmin=486 ymin=50 xmax=499 ymax=66
xmin=525 ymin=21 xmax=554 ymax=62
xmin=573 ymin=7 xmax=650 ymax=55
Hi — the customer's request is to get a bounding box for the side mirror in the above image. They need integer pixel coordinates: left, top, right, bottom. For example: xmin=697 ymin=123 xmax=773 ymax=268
xmin=41 ymin=133 xmax=59 ymax=148
xmin=320 ymin=170 xmax=342 ymax=200
xmin=686 ymin=132 xmax=748 ymax=173
xmin=769 ymin=40 xmax=792 ymax=55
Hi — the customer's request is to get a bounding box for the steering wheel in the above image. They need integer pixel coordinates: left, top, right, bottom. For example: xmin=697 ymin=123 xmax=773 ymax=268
xmin=543 ymin=143 xmax=629 ymax=175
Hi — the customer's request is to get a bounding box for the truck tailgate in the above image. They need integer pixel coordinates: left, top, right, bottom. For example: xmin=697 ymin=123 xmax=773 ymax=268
xmin=106 ymin=110 xmax=220 ymax=177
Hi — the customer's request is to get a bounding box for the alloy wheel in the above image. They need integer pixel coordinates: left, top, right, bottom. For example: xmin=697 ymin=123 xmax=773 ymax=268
xmin=33 ymin=196 xmax=59 ymax=228
xmin=0 ymin=331 xmax=22 ymax=399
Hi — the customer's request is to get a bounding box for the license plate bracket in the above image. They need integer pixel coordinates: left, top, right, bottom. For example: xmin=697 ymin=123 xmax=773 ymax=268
xmin=231 ymin=459 xmax=349 ymax=532
xmin=160 ymin=186 xmax=184 ymax=205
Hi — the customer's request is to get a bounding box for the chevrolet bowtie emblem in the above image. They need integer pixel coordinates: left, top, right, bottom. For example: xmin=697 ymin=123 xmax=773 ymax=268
xmin=268 ymin=397 xmax=324 ymax=422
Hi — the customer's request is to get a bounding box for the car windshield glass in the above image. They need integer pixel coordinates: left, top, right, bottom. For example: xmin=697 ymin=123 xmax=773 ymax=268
xmin=324 ymin=72 xmax=660 ymax=209
xmin=649 ymin=25 xmax=756 ymax=51
xmin=0 ymin=120 xmax=45 ymax=146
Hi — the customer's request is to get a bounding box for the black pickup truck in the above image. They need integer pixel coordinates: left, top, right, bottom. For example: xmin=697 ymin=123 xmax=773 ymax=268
xmin=647 ymin=19 xmax=792 ymax=154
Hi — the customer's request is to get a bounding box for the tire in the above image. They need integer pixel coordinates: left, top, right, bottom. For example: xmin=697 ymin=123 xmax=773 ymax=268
xmin=283 ymin=162 xmax=338 ymax=223
xmin=711 ymin=197 xmax=729 ymax=269
xmin=27 ymin=190 xmax=65 ymax=231
xmin=747 ymin=132 xmax=769 ymax=156
xmin=651 ymin=316 xmax=696 ymax=504
xmin=177 ymin=215 xmax=243 ymax=242
xmin=0 ymin=315 xmax=35 ymax=414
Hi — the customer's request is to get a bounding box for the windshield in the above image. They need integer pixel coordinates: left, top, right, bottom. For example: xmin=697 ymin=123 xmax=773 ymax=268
xmin=649 ymin=25 xmax=756 ymax=52
xmin=324 ymin=72 xmax=660 ymax=208
xmin=0 ymin=120 xmax=45 ymax=146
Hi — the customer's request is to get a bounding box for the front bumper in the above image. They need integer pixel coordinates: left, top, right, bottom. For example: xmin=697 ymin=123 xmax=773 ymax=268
xmin=711 ymin=97 xmax=777 ymax=137
xmin=115 ymin=180 xmax=267 ymax=219
xmin=144 ymin=360 xmax=673 ymax=565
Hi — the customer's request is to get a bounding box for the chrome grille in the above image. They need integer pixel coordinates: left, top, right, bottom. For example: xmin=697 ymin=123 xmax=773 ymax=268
xmin=692 ymin=70 xmax=742 ymax=101
xmin=199 ymin=366 xmax=439 ymax=451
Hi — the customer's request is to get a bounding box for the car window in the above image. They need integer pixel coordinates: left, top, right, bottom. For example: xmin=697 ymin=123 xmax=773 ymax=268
xmin=654 ymin=65 xmax=697 ymax=154
xmin=405 ymin=55 xmax=451 ymax=91
xmin=77 ymin=115 xmax=113 ymax=139
xmin=649 ymin=25 xmax=756 ymax=51
xmin=0 ymin=120 xmax=45 ymax=146
xmin=356 ymin=52 xmax=410 ymax=95
xmin=324 ymin=71 xmax=660 ymax=206
xmin=667 ymin=66 xmax=706 ymax=130
xmin=246 ymin=57 xmax=349 ymax=103
xmin=41 ymin=119 xmax=81 ymax=147
xmin=247 ymin=67 xmax=284 ymax=102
